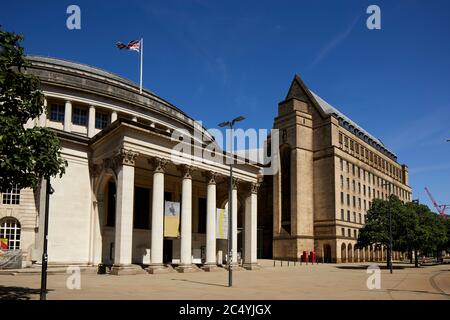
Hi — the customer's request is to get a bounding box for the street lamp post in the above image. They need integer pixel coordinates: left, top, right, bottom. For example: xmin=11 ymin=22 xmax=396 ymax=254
xmin=40 ymin=176 xmax=54 ymax=300
xmin=218 ymin=115 xmax=245 ymax=287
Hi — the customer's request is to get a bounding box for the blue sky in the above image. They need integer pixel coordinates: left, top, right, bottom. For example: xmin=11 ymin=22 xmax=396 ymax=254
xmin=2 ymin=0 xmax=450 ymax=212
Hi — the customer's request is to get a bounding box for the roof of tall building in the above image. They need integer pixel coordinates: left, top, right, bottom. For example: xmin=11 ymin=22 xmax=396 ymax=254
xmin=286 ymin=74 xmax=397 ymax=161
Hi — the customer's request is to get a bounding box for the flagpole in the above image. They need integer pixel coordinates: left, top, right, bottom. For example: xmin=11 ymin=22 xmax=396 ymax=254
xmin=140 ymin=38 xmax=143 ymax=94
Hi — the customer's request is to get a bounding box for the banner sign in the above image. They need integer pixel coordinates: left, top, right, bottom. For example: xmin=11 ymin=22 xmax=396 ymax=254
xmin=164 ymin=201 xmax=180 ymax=237
xmin=0 ymin=238 xmax=8 ymax=250
xmin=216 ymin=208 xmax=228 ymax=239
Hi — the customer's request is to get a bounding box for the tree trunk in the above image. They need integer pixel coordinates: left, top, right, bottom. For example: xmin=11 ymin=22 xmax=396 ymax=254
xmin=414 ymin=249 xmax=419 ymax=268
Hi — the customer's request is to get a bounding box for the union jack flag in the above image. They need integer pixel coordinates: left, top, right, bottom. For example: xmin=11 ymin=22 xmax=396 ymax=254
xmin=116 ymin=39 xmax=141 ymax=52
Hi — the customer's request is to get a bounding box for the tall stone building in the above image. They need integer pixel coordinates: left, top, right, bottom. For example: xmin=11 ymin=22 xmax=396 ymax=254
xmin=260 ymin=75 xmax=412 ymax=263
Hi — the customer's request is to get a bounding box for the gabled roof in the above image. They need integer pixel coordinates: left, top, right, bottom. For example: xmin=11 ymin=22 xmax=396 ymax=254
xmin=286 ymin=74 xmax=397 ymax=161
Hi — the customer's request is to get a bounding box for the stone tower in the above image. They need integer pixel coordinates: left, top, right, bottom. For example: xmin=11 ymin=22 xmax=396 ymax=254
xmin=272 ymin=75 xmax=316 ymax=259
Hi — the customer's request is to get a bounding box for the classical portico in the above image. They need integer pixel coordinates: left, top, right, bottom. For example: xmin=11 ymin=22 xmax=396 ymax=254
xmin=90 ymin=118 xmax=261 ymax=275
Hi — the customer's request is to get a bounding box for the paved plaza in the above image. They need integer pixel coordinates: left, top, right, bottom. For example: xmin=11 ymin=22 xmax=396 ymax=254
xmin=0 ymin=261 xmax=449 ymax=300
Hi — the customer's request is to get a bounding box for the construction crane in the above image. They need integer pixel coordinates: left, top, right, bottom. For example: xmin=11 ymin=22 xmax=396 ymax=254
xmin=424 ymin=187 xmax=449 ymax=216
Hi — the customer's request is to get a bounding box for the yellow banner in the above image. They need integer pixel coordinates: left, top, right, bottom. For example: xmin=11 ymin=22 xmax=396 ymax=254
xmin=216 ymin=208 xmax=228 ymax=239
xmin=164 ymin=201 xmax=180 ymax=237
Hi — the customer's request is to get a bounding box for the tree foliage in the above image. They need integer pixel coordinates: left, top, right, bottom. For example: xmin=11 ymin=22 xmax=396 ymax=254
xmin=0 ymin=26 xmax=66 ymax=191
xmin=357 ymin=194 xmax=449 ymax=267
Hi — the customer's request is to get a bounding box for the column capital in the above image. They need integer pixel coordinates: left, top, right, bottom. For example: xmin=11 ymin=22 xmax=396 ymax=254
xmin=231 ymin=177 xmax=240 ymax=190
xmin=115 ymin=147 xmax=139 ymax=166
xmin=249 ymin=182 xmax=260 ymax=194
xmin=204 ymin=171 xmax=219 ymax=185
xmin=149 ymin=157 xmax=169 ymax=173
xmin=179 ymin=164 xmax=194 ymax=179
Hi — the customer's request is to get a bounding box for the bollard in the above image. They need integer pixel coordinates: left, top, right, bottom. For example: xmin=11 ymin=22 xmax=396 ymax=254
xmin=273 ymin=260 xmax=276 ymax=267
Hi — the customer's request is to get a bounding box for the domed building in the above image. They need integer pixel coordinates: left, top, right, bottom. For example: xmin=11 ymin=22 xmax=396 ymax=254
xmin=0 ymin=56 xmax=261 ymax=274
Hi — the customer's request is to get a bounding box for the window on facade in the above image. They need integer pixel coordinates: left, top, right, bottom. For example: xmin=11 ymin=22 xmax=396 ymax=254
xmin=352 ymin=180 xmax=355 ymax=192
xmin=340 ymin=158 xmax=343 ymax=171
xmin=346 ymin=178 xmax=350 ymax=189
xmin=359 ymin=213 xmax=362 ymax=224
xmin=347 ymin=210 xmax=350 ymax=221
xmin=346 ymin=162 xmax=350 ymax=173
xmin=354 ymin=230 xmax=357 ymax=238
xmin=363 ymin=185 xmax=366 ymax=196
xmin=340 ymin=175 xmax=344 ymax=189
xmin=347 ymin=194 xmax=350 ymax=206
xmin=353 ymin=196 xmax=356 ymax=208
xmin=198 ymin=198 xmax=207 ymax=234
xmin=0 ymin=218 xmax=21 ymax=250
xmin=358 ymin=183 xmax=361 ymax=194
xmin=353 ymin=212 xmax=356 ymax=222
xmin=50 ymin=103 xmax=65 ymax=122
xmin=364 ymin=200 xmax=367 ymax=210
xmin=348 ymin=229 xmax=351 ymax=237
xmin=341 ymin=209 xmax=344 ymax=220
xmin=106 ymin=181 xmax=116 ymax=227
xmin=95 ymin=112 xmax=109 ymax=129
xmin=342 ymin=228 xmax=345 ymax=236
xmin=72 ymin=107 xmax=88 ymax=126
xmin=344 ymin=137 xmax=348 ymax=147
xmin=1 ymin=185 xmax=20 ymax=205
xmin=339 ymin=133 xmax=343 ymax=145
xmin=134 ymin=187 xmax=150 ymax=229
xmin=341 ymin=192 xmax=344 ymax=204
xmin=350 ymin=140 xmax=354 ymax=151
xmin=358 ymin=198 xmax=361 ymax=209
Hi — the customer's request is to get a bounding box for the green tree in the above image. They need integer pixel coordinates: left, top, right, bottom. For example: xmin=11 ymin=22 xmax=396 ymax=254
xmin=0 ymin=27 xmax=66 ymax=192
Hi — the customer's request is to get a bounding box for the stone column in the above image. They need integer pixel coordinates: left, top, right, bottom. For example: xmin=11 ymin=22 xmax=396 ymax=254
xmin=177 ymin=165 xmax=196 ymax=272
xmin=231 ymin=178 xmax=239 ymax=266
xmin=64 ymin=100 xmax=72 ymax=132
xmin=110 ymin=148 xmax=140 ymax=275
xmin=111 ymin=110 xmax=118 ymax=123
xmin=39 ymin=98 xmax=47 ymax=127
xmin=147 ymin=157 xmax=169 ymax=274
xmin=88 ymin=106 xmax=96 ymax=138
xmin=243 ymin=182 xmax=260 ymax=270
xmin=203 ymin=171 xmax=219 ymax=271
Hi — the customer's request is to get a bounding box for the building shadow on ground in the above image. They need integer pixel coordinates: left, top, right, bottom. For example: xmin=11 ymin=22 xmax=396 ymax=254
xmin=171 ymin=279 xmax=228 ymax=288
xmin=335 ymin=265 xmax=408 ymax=270
xmin=0 ymin=286 xmax=51 ymax=300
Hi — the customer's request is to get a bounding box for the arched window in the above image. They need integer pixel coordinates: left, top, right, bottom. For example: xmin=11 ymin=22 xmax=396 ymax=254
xmin=0 ymin=218 xmax=21 ymax=250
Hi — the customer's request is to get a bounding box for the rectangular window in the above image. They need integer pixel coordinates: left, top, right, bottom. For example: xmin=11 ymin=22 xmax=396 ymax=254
xmin=348 ymin=229 xmax=351 ymax=237
xmin=341 ymin=209 xmax=344 ymax=220
xmin=95 ymin=112 xmax=109 ymax=129
xmin=342 ymin=228 xmax=345 ymax=236
xmin=340 ymin=175 xmax=344 ymax=188
xmin=347 ymin=178 xmax=350 ymax=189
xmin=352 ymin=180 xmax=355 ymax=192
xmin=341 ymin=192 xmax=344 ymax=204
xmin=1 ymin=185 xmax=20 ymax=205
xmin=347 ymin=210 xmax=350 ymax=221
xmin=353 ymin=212 xmax=356 ymax=222
xmin=347 ymin=194 xmax=350 ymax=205
xmin=358 ymin=198 xmax=361 ymax=209
xmin=50 ymin=103 xmax=65 ymax=122
xmin=72 ymin=107 xmax=88 ymax=126
xmin=339 ymin=133 xmax=343 ymax=144
xmin=354 ymin=230 xmax=357 ymax=238
xmin=344 ymin=136 xmax=349 ymax=147
xmin=134 ymin=187 xmax=150 ymax=229
xmin=358 ymin=183 xmax=361 ymax=194
xmin=359 ymin=213 xmax=362 ymax=224
xmin=106 ymin=182 xmax=116 ymax=227
xmin=353 ymin=196 xmax=356 ymax=208
xmin=363 ymin=185 xmax=366 ymax=196
xmin=198 ymin=198 xmax=207 ymax=234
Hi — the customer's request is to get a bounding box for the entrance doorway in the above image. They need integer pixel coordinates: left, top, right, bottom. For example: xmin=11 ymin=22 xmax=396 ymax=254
xmin=163 ymin=239 xmax=173 ymax=264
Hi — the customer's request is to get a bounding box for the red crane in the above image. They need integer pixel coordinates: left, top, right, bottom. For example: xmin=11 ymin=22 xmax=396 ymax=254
xmin=424 ymin=187 xmax=449 ymax=216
